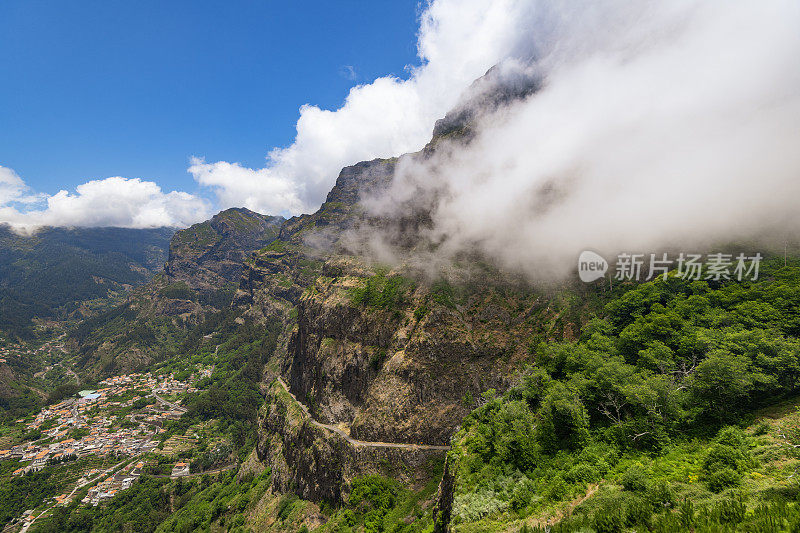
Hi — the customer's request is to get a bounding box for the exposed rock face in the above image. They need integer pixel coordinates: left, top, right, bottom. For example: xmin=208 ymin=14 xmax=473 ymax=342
xmin=69 ymin=62 xmax=574 ymax=512
xmin=257 ymin=380 xmax=446 ymax=504
xmin=165 ymin=207 xmax=284 ymax=292
xmin=432 ymin=454 xmax=456 ymax=533
xmin=233 ymin=76 xmax=592 ymax=502
xmin=282 ymin=268 xmax=566 ymax=446
xmin=431 ymin=64 xmax=540 ymax=139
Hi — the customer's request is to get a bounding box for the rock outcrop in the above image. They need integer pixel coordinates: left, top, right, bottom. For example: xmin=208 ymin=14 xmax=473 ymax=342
xmin=257 ymin=379 xmax=446 ymax=504
xmin=71 ymin=208 xmax=285 ymax=376
xmin=165 ymin=207 xmax=284 ymax=292
xmin=233 ymin=68 xmax=597 ymax=505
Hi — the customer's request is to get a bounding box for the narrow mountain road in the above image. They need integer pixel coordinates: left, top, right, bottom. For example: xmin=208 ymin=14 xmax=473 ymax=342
xmin=65 ymin=366 xmax=79 ymax=383
xmin=275 ymin=377 xmax=450 ymax=451
xmin=153 ymin=392 xmax=187 ymax=413
xmin=152 ymin=463 xmax=237 ymax=479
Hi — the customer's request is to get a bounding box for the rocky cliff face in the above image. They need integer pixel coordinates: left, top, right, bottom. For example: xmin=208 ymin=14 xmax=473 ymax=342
xmin=257 ymin=380 xmax=445 ymax=504
xmin=228 ymin=68 xmax=602 ymax=506
xmin=165 ymin=207 xmax=284 ymax=292
xmin=238 ymin=151 xmax=593 ymax=509
xmin=431 ymin=63 xmax=539 ymax=140
xmin=432 ymin=453 xmax=456 ymax=533
xmin=282 ymin=266 xmax=571 ymax=446
xmin=68 ymin=63 xmax=574 ymax=510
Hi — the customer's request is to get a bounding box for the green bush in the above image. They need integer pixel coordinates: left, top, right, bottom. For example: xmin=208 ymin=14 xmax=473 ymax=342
xmin=714 ymin=495 xmax=747 ymax=524
xmin=565 ymin=462 xmax=598 ymax=484
xmin=430 ymin=280 xmax=456 ymax=308
xmin=536 ymin=382 xmax=589 ymax=454
xmin=625 ymin=496 xmax=653 ymax=527
xmin=593 ymin=503 xmax=624 ymax=533
xmin=158 ymin=282 xmax=197 ymax=301
xmin=369 ymin=348 xmax=388 ymax=371
xmin=645 ymin=480 xmax=674 ymax=509
xmin=452 ymin=490 xmax=508 ymax=524
xmin=702 ymin=427 xmax=754 ymax=492
xmin=349 ymin=272 xmax=411 ymax=310
xmin=753 ymin=420 xmax=771 ymax=436
xmin=706 ymin=467 xmax=742 ymax=492
xmin=543 ymin=473 xmax=569 ymax=501
xmin=620 ymin=463 xmax=649 ymax=492
xmin=510 ymin=478 xmax=536 ymax=512
xmin=277 ymin=494 xmax=298 ymax=521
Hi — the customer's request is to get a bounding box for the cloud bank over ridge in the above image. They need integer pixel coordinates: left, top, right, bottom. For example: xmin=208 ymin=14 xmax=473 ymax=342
xmin=363 ymin=1 xmax=800 ymax=279
xmin=186 ymin=0 xmax=549 ymax=216
xmin=3 ymin=0 xmax=799 ymax=253
xmin=0 ymin=166 xmax=210 ymax=232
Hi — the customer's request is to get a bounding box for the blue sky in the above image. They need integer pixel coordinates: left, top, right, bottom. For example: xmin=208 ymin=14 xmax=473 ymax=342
xmin=0 ymin=0 xmax=543 ymax=229
xmin=0 ymin=0 xmax=420 ymax=196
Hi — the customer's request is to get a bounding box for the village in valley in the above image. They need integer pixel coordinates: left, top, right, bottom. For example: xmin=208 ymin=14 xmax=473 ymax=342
xmin=0 ymin=363 xmax=221 ymax=531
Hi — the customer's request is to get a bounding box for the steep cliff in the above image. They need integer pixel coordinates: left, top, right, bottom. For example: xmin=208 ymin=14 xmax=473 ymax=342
xmin=257 ymin=379 xmax=446 ymax=504
xmin=229 ymin=69 xmax=598 ymax=506
xmin=239 ymin=143 xmax=597 ymax=508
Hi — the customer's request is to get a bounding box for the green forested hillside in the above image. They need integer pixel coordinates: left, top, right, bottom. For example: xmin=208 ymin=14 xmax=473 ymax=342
xmin=442 ymin=256 xmax=800 ymax=532
xmin=0 ymin=225 xmax=174 ymax=338
xmin=63 ymin=208 xmax=285 ymax=377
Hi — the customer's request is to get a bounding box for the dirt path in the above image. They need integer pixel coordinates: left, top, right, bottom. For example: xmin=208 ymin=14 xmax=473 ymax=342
xmin=515 ymin=483 xmax=600 ymax=531
xmin=275 ymin=377 xmax=449 ymax=451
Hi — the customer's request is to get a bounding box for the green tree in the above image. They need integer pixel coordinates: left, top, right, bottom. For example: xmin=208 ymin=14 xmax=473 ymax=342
xmin=691 ymin=350 xmax=753 ymax=420
xmin=537 ymin=382 xmax=589 ymax=454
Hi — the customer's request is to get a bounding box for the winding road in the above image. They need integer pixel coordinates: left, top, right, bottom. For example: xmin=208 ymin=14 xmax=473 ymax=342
xmin=275 ymin=377 xmax=449 ymax=451
xmin=152 ymin=463 xmax=237 ymax=479
xmin=153 ymin=392 xmax=187 ymax=413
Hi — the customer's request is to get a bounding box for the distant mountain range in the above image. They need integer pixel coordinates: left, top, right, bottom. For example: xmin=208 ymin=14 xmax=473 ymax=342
xmin=0 ymin=225 xmax=175 ymax=339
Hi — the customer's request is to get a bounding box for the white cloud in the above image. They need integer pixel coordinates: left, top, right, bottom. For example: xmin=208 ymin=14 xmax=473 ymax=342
xmin=0 ymin=170 xmax=210 ymax=232
xmin=189 ymin=0 xmax=550 ymax=216
xmin=0 ymin=166 xmax=43 ymax=206
xmin=8 ymin=0 xmax=553 ymax=229
xmin=366 ymin=0 xmax=800 ymax=280
xmin=4 ymin=0 xmax=626 ymax=229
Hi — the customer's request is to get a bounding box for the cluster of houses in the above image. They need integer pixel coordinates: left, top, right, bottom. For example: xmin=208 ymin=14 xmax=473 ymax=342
xmin=0 ymin=335 xmax=65 ymax=361
xmin=79 ymin=458 xmax=193 ymax=506
xmin=3 ymin=424 xmax=160 ymax=476
xmin=99 ymin=371 xmax=198 ymax=396
xmin=0 ymin=344 xmax=34 ymax=360
xmin=2 ymin=371 xmax=196 ymax=477
xmin=81 ymin=461 xmax=145 ymax=506
xmin=1 ymin=366 xmax=209 ymax=528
